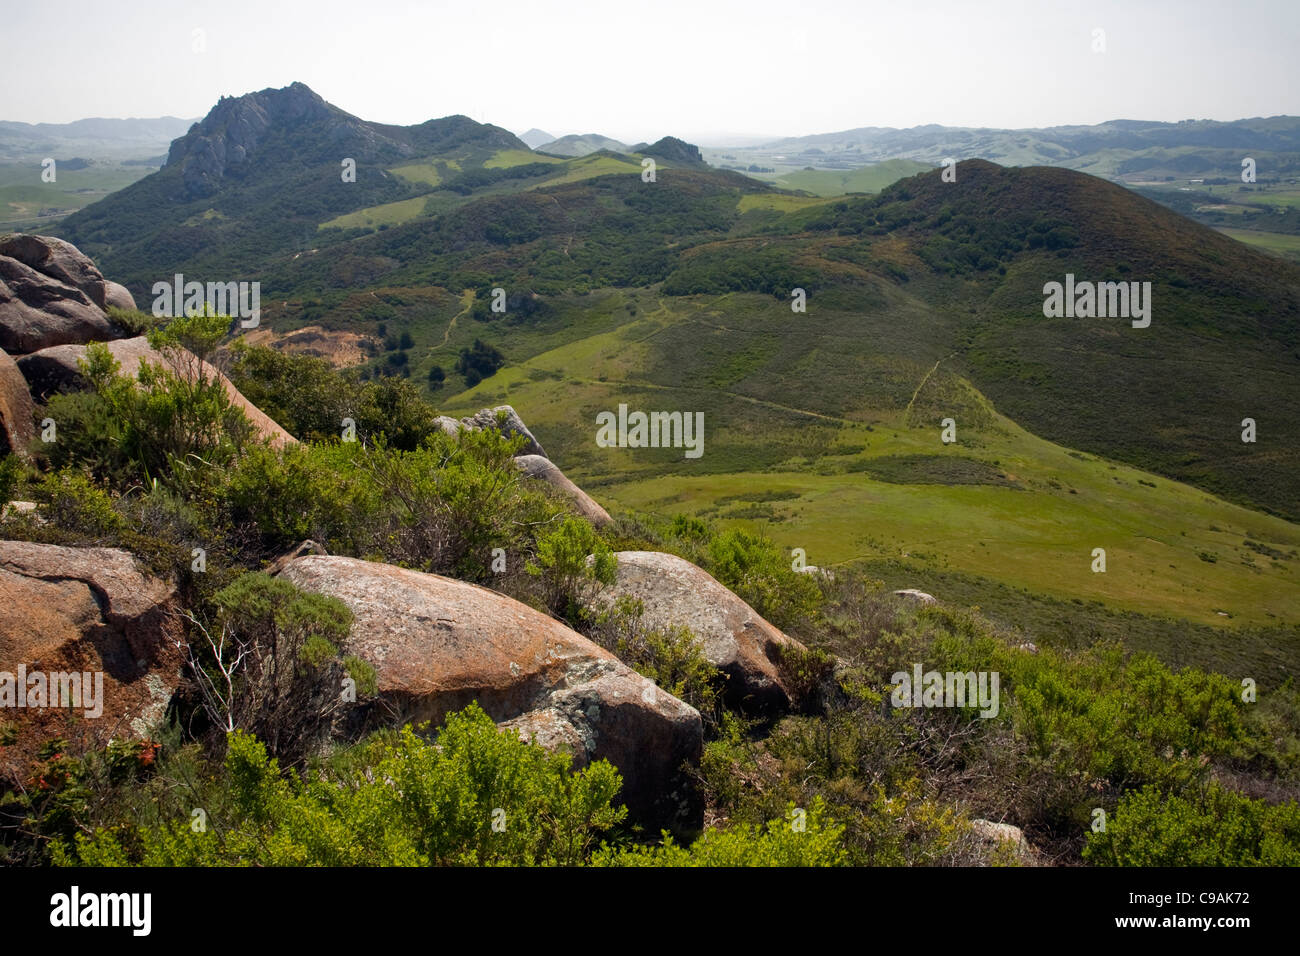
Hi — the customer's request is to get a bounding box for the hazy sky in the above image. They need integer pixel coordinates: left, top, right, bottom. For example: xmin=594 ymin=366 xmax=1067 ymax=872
xmin=2 ymin=0 xmax=1297 ymax=144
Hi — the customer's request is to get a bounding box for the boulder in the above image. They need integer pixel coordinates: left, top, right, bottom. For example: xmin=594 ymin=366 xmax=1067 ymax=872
xmin=460 ymin=405 xmax=547 ymax=458
xmin=0 ymin=541 xmax=184 ymax=784
xmin=0 ymin=501 xmax=37 ymax=520
xmin=275 ymin=554 xmax=703 ymax=832
xmin=0 ymin=235 xmax=113 ymax=310
xmin=591 ymin=551 xmax=805 ymax=714
xmin=514 ymin=454 xmax=612 ymax=527
xmin=104 ymin=282 xmax=137 ymax=312
xmin=17 ymin=336 xmax=296 ymax=448
xmin=433 ymin=415 xmax=462 ymax=438
xmin=894 ymin=588 xmax=937 ymax=605
xmin=970 ymin=818 xmax=1035 ymax=863
xmin=0 ymin=347 xmax=36 ymax=455
xmin=0 ymin=255 xmax=121 ymax=354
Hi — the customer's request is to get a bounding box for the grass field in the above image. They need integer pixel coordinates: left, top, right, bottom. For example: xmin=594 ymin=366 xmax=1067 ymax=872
xmin=485 ymin=149 xmax=563 ymax=169
xmin=0 ymin=160 xmax=155 ymax=229
xmin=526 ymin=153 xmax=642 ymax=186
xmin=1216 ymin=226 xmax=1300 ymax=262
xmin=319 ymin=195 xmax=430 ymax=230
xmin=757 ymin=159 xmax=934 ymax=196
xmin=433 ymin=289 xmax=1300 ymax=637
xmin=736 ymin=193 xmax=835 ymax=213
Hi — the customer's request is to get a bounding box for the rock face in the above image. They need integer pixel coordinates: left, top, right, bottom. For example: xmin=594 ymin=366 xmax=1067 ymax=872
xmin=592 ymin=551 xmax=805 ymax=714
xmin=514 ymin=455 xmax=611 ymax=527
xmin=0 ymin=253 xmax=122 ymax=354
xmin=275 ymin=554 xmax=703 ymax=831
xmin=459 ymin=405 xmax=547 ymax=458
xmin=17 ymin=336 xmax=296 ymax=447
xmin=0 ymin=541 xmax=183 ymax=784
xmin=0 ymin=347 xmax=36 ymax=455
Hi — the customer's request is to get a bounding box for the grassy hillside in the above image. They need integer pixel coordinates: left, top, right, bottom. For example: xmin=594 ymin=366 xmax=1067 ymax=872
xmin=427 ymin=289 xmax=1299 ymax=650
xmin=757 ymin=159 xmax=933 ymax=196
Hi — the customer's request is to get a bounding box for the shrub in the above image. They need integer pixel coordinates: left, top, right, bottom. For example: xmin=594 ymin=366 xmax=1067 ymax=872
xmin=527 ymin=516 xmax=616 ymax=621
xmin=456 ymin=338 xmax=505 ymax=386
xmin=55 ymin=705 xmax=627 ymax=866
xmin=0 ymin=454 xmax=23 ymax=503
xmin=42 ymin=338 xmax=255 ymax=488
xmin=590 ymin=596 xmax=723 ymax=729
xmin=106 ymin=306 xmax=161 ymax=336
xmin=1083 ymin=782 xmax=1300 ymax=866
xmin=705 ymin=527 xmax=822 ymax=628
xmin=184 ymin=572 xmax=371 ymax=765
xmin=597 ymin=798 xmax=846 ymax=866
xmin=31 ymin=470 xmax=125 ymax=539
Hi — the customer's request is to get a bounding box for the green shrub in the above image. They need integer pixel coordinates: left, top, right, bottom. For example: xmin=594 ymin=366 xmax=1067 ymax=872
xmin=42 ymin=339 xmax=254 ymax=488
xmin=527 ymin=515 xmax=616 ymax=621
xmin=32 ymin=470 xmax=125 ymax=538
xmin=705 ymin=527 xmax=822 ymax=628
xmin=1084 ymin=782 xmax=1300 ymax=866
xmin=106 ymin=306 xmax=161 ymax=336
xmin=0 ymin=454 xmax=23 ymax=503
xmin=55 ymin=704 xmax=627 ymax=866
xmin=186 ymin=572 xmax=369 ymax=764
xmin=591 ymin=595 xmax=722 ymax=729
xmin=597 ymin=798 xmax=846 ymax=866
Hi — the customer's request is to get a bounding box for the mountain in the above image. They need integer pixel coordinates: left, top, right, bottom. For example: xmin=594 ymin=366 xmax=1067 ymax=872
xmin=239 ymin=153 xmax=1300 ymax=528
xmin=752 ymin=116 xmax=1300 ymax=174
xmin=518 ymin=128 xmax=556 ymax=149
xmin=633 ymin=136 xmax=706 ymax=166
xmin=536 ymin=133 xmax=629 ymax=157
xmin=51 ymin=85 xmax=1300 ymax=538
xmin=0 ymin=115 xmax=196 ymax=161
xmin=54 ymin=82 xmax=530 ymax=283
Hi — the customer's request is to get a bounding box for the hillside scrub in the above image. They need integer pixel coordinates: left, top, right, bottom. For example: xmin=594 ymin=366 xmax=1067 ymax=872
xmin=3 ymin=323 xmax=1298 ymax=867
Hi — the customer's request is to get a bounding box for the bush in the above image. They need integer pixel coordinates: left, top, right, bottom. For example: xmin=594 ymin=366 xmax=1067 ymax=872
xmin=55 ymin=704 xmax=627 ymax=866
xmin=526 ymin=516 xmax=616 ymax=621
xmin=184 ymin=572 xmax=372 ymax=765
xmin=456 ymin=338 xmax=505 ymax=386
xmin=0 ymin=454 xmax=23 ymax=503
xmin=597 ymin=798 xmax=846 ymax=866
xmin=590 ymin=595 xmax=723 ymax=729
xmin=31 ymin=470 xmax=126 ymax=539
xmin=1084 ymin=782 xmax=1300 ymax=866
xmin=106 ymin=306 xmax=161 ymax=336
xmin=705 ymin=527 xmax=822 ymax=629
xmin=42 ymin=338 xmax=255 ymax=488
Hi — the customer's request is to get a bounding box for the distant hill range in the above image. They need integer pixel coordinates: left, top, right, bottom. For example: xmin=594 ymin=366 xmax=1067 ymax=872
xmin=535 ymin=133 xmax=630 ymax=157
xmin=716 ymin=116 xmax=1300 ymax=181
xmin=0 ymin=115 xmax=196 ymax=162
xmin=518 ymin=128 xmax=556 ymax=149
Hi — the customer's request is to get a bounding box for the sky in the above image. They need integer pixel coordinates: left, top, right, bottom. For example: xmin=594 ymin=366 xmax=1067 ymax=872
xmin=2 ymin=0 xmax=1297 ymax=145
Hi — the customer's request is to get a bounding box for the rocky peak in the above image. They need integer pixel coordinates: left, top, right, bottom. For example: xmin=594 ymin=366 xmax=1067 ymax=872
xmin=637 ymin=135 xmax=706 ymax=166
xmin=165 ymin=82 xmax=378 ymax=199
